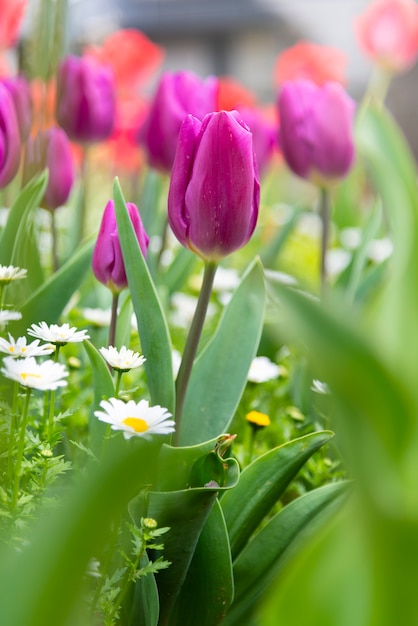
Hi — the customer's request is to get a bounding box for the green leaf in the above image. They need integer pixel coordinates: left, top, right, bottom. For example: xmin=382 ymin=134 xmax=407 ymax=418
xmin=178 ymin=258 xmax=265 ymax=445
xmin=83 ymin=340 xmax=115 ymax=453
xmin=357 ymin=105 xmax=418 ymax=394
xmin=225 ymin=482 xmax=348 ymax=626
xmin=113 ymin=178 xmax=175 ymax=413
xmin=271 ymin=284 xmax=414 ymax=509
xmin=171 ymin=500 xmax=234 ymax=626
xmin=334 ymin=200 xmax=382 ymax=301
xmin=0 ymin=171 xmax=48 ymax=266
xmin=0 ymin=437 xmax=158 ymax=626
xmin=129 ymin=440 xmax=239 ymax=626
xmin=133 ymin=488 xmax=217 ymax=626
xmin=157 ymin=434 xmax=234 ymax=492
xmin=260 ymin=207 xmax=307 ymax=268
xmin=162 ymin=246 xmax=198 ymax=296
xmin=127 ymin=553 xmax=160 ymax=626
xmin=8 ymin=238 xmax=94 ymax=336
xmin=221 ymin=431 xmax=334 ymax=559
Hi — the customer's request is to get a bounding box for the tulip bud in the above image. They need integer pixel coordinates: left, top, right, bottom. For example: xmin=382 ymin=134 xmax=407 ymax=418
xmin=56 ymin=54 xmax=115 ymax=143
xmin=23 ymin=127 xmax=75 ymax=211
xmin=355 ymin=0 xmax=418 ymax=74
xmin=1 ymin=75 xmax=32 ymax=141
xmin=0 ymin=83 xmax=21 ymax=189
xmin=278 ymin=79 xmax=355 ymax=186
xmin=138 ymin=70 xmax=218 ymax=173
xmin=92 ymin=200 xmax=149 ymax=294
xmin=168 ymin=110 xmax=260 ymax=262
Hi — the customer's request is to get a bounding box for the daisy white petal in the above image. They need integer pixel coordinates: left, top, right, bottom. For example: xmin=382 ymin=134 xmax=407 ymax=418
xmin=1 ymin=356 xmax=68 ymax=390
xmin=0 ymin=333 xmax=55 ymax=358
xmin=99 ymin=346 xmax=146 ymax=371
xmin=82 ymin=307 xmax=112 ymax=327
xmin=0 ymin=264 xmax=27 ymax=283
xmin=27 ymin=322 xmax=90 ymax=345
xmin=0 ymin=309 xmax=22 ymax=326
xmin=94 ymin=397 xmax=175 ymax=440
xmin=248 ymin=356 xmax=281 ymax=383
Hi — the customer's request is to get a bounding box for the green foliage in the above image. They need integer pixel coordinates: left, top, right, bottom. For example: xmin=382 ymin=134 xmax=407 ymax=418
xmin=178 ymin=258 xmax=266 ymax=445
xmin=256 ymin=104 xmax=418 ymax=626
xmin=113 ymin=178 xmax=175 ymax=414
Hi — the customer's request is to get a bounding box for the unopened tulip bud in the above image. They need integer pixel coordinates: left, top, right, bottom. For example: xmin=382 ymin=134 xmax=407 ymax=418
xmin=56 ymin=54 xmax=115 ymax=143
xmin=168 ymin=110 xmax=259 ymax=262
xmin=1 ymin=75 xmax=32 ymax=141
xmin=23 ymin=127 xmax=75 ymax=211
xmin=278 ymin=79 xmax=355 ymax=186
xmin=139 ymin=70 xmax=218 ymax=173
xmin=92 ymin=200 xmax=149 ymax=293
xmin=0 ymin=83 xmax=21 ymax=188
xmin=355 ymin=0 xmax=418 ymax=74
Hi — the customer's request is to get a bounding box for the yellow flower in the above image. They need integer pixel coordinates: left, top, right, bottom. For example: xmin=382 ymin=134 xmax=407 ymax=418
xmin=246 ymin=410 xmax=271 ymax=428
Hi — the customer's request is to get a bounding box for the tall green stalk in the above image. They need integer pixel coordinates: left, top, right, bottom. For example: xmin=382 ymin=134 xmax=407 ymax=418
xmin=11 ymin=387 xmax=32 ymax=511
xmin=319 ymin=186 xmax=330 ymax=296
xmin=174 ymin=261 xmax=218 ymax=444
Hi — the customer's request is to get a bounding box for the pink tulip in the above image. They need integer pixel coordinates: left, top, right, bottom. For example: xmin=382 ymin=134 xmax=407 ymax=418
xmin=0 ymin=83 xmax=21 ymax=188
xmin=278 ymin=79 xmax=355 ymax=186
xmin=56 ymin=54 xmax=115 ymax=143
xmin=24 ymin=127 xmax=75 ymax=211
xmin=355 ymin=0 xmax=418 ymax=73
xmin=1 ymin=75 xmax=32 ymax=141
xmin=139 ymin=70 xmax=218 ymax=173
xmin=168 ymin=110 xmax=259 ymax=262
xmin=92 ymin=200 xmax=149 ymax=293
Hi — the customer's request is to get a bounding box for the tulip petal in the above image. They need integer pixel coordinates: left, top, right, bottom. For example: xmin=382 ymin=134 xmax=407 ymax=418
xmin=185 ymin=111 xmax=258 ymax=259
xmin=168 ymin=114 xmax=201 ymax=248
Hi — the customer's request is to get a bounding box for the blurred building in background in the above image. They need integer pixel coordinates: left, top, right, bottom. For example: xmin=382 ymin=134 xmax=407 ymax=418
xmin=65 ymin=0 xmax=372 ymax=99
xmin=25 ymin=0 xmax=418 ymax=154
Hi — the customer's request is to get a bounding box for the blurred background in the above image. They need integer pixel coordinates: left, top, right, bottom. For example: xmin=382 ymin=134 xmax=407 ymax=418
xmin=22 ymin=0 xmax=418 ymax=154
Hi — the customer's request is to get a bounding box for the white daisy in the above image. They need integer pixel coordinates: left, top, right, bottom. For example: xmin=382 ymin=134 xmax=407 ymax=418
xmin=99 ymin=345 xmax=146 ymax=371
xmin=0 ymin=309 xmax=22 ymax=326
xmin=82 ymin=307 xmax=112 ymax=327
xmin=27 ymin=322 xmax=90 ymax=345
xmin=248 ymin=356 xmax=281 ymax=383
xmin=1 ymin=356 xmax=68 ymax=390
xmin=0 ymin=333 xmax=54 ymax=358
xmin=311 ymin=379 xmax=330 ymax=395
xmin=94 ymin=397 xmax=175 ymax=440
xmin=0 ymin=264 xmax=27 ymax=283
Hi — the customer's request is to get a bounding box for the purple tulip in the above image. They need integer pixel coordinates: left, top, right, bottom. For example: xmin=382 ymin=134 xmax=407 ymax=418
xmin=168 ymin=110 xmax=260 ymax=262
xmin=56 ymin=54 xmax=115 ymax=143
xmin=1 ymin=75 xmax=32 ymax=142
xmin=237 ymin=107 xmax=277 ymax=176
xmin=92 ymin=200 xmax=149 ymax=294
xmin=139 ymin=70 xmax=218 ymax=172
xmin=0 ymin=83 xmax=21 ymax=189
xmin=278 ymin=79 xmax=355 ymax=185
xmin=23 ymin=127 xmax=75 ymax=211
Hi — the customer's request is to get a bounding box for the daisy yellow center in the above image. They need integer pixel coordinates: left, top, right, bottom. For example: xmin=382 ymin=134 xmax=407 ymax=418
xmin=20 ymin=372 xmax=42 ymax=381
xmin=8 ymin=347 xmax=15 ymax=353
xmin=123 ymin=416 xmax=149 ymax=432
xmin=246 ymin=410 xmax=271 ymax=428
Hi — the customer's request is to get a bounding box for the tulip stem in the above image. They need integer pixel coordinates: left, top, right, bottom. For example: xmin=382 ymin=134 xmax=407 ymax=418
xmin=78 ymin=145 xmax=90 ymax=243
xmin=108 ymin=292 xmax=119 ymax=349
xmin=319 ymin=186 xmax=330 ymax=296
xmin=174 ymin=261 xmax=218 ymax=444
xmin=50 ymin=210 xmax=59 ymax=272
